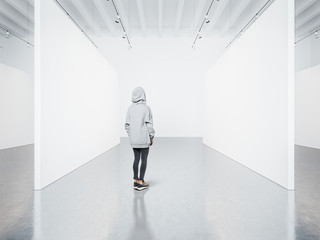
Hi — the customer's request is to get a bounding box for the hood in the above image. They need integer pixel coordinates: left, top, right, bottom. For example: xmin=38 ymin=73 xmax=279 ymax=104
xmin=132 ymin=87 xmax=146 ymax=103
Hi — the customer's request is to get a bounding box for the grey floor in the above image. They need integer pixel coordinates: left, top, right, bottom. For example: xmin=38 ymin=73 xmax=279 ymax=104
xmin=0 ymin=138 xmax=319 ymax=240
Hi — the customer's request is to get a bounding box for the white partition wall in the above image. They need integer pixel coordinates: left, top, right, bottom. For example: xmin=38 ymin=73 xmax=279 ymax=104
xmin=295 ymin=35 xmax=320 ymax=72
xmin=295 ymin=64 xmax=320 ymax=149
xmin=34 ymin=0 xmax=119 ymax=190
xmin=0 ymin=63 xmax=33 ymax=150
xmin=116 ymin=38 xmax=207 ymax=138
xmin=204 ymin=0 xmax=294 ymax=189
xmin=0 ymin=36 xmax=34 ymax=74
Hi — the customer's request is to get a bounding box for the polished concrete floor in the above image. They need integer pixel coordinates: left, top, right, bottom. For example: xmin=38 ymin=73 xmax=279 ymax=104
xmin=0 ymin=138 xmax=319 ymax=240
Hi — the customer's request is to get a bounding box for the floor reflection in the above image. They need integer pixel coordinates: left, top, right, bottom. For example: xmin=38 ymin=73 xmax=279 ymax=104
xmin=33 ymin=145 xmax=120 ymax=240
xmin=203 ymin=145 xmax=295 ymax=240
xmin=1 ymin=140 xmax=320 ymax=240
xmin=127 ymin=189 xmax=154 ymax=240
xmin=0 ymin=145 xmax=34 ymax=240
xmin=295 ymin=145 xmax=320 ymax=239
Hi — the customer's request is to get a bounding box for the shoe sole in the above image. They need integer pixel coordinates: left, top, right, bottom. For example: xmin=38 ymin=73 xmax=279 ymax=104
xmin=134 ymin=186 xmax=148 ymax=191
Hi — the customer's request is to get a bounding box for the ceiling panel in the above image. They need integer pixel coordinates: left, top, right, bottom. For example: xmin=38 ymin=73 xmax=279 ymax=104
xmin=0 ymin=0 xmax=319 ymax=47
xmin=295 ymin=0 xmax=320 ymax=42
xmin=0 ymin=0 xmax=34 ymax=44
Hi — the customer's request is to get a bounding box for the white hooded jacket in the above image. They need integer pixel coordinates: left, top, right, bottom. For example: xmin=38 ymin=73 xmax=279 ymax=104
xmin=125 ymin=87 xmax=155 ymax=148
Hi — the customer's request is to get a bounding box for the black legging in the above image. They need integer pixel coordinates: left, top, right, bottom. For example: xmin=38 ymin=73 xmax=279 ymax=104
xmin=133 ymin=148 xmax=149 ymax=180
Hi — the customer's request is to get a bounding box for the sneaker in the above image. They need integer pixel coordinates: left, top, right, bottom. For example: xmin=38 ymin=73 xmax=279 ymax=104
xmin=134 ymin=182 xmax=148 ymax=191
xmin=140 ymin=180 xmax=149 ymax=187
xmin=133 ymin=182 xmax=140 ymax=190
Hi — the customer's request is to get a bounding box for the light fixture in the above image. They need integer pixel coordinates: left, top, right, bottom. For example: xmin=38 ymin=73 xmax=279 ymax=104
xmin=226 ymin=0 xmax=273 ymax=48
xmin=296 ymin=27 xmax=320 ymax=44
xmin=109 ymin=0 xmax=132 ymax=48
xmin=55 ymin=0 xmax=97 ymax=48
xmin=191 ymin=0 xmax=216 ymax=48
xmin=6 ymin=30 xmax=10 ymax=38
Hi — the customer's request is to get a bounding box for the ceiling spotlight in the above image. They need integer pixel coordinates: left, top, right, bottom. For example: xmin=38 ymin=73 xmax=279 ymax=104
xmin=5 ymin=30 xmax=10 ymax=38
xmin=110 ymin=0 xmax=132 ymax=48
xmin=27 ymin=42 xmax=30 ymax=47
xmin=315 ymin=31 xmax=319 ymax=39
xmin=191 ymin=0 xmax=215 ymax=48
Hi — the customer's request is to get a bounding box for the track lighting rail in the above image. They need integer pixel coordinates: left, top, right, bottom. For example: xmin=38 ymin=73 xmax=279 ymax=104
xmin=0 ymin=25 xmax=33 ymax=47
xmin=55 ymin=0 xmax=97 ymax=48
xmin=296 ymin=28 xmax=320 ymax=44
xmin=192 ymin=0 xmax=216 ymax=48
xmin=226 ymin=0 xmax=274 ymax=48
xmin=109 ymin=0 xmax=132 ymax=48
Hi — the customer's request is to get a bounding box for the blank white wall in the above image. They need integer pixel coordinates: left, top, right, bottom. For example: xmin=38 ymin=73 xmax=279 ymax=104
xmin=0 ymin=36 xmax=34 ymax=74
xmin=204 ymin=0 xmax=294 ymax=189
xmin=97 ymin=38 xmax=222 ymax=138
xmin=34 ymin=0 xmax=119 ymax=189
xmin=0 ymin=63 xmax=33 ymax=150
xmin=295 ymin=64 xmax=320 ymax=149
xmin=119 ymin=39 xmax=204 ymax=137
xmin=295 ymin=36 xmax=320 ymax=72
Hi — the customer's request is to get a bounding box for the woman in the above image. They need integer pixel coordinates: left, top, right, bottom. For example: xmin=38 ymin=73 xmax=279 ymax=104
xmin=125 ymin=87 xmax=155 ymax=191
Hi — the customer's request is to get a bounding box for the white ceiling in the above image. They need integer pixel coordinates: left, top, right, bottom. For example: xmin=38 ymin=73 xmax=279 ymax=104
xmin=51 ymin=0 xmax=320 ymax=43
xmin=0 ymin=0 xmax=319 ymax=45
xmin=295 ymin=0 xmax=320 ymax=41
xmin=56 ymin=0 xmax=271 ymax=38
xmin=0 ymin=0 xmax=34 ymax=43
